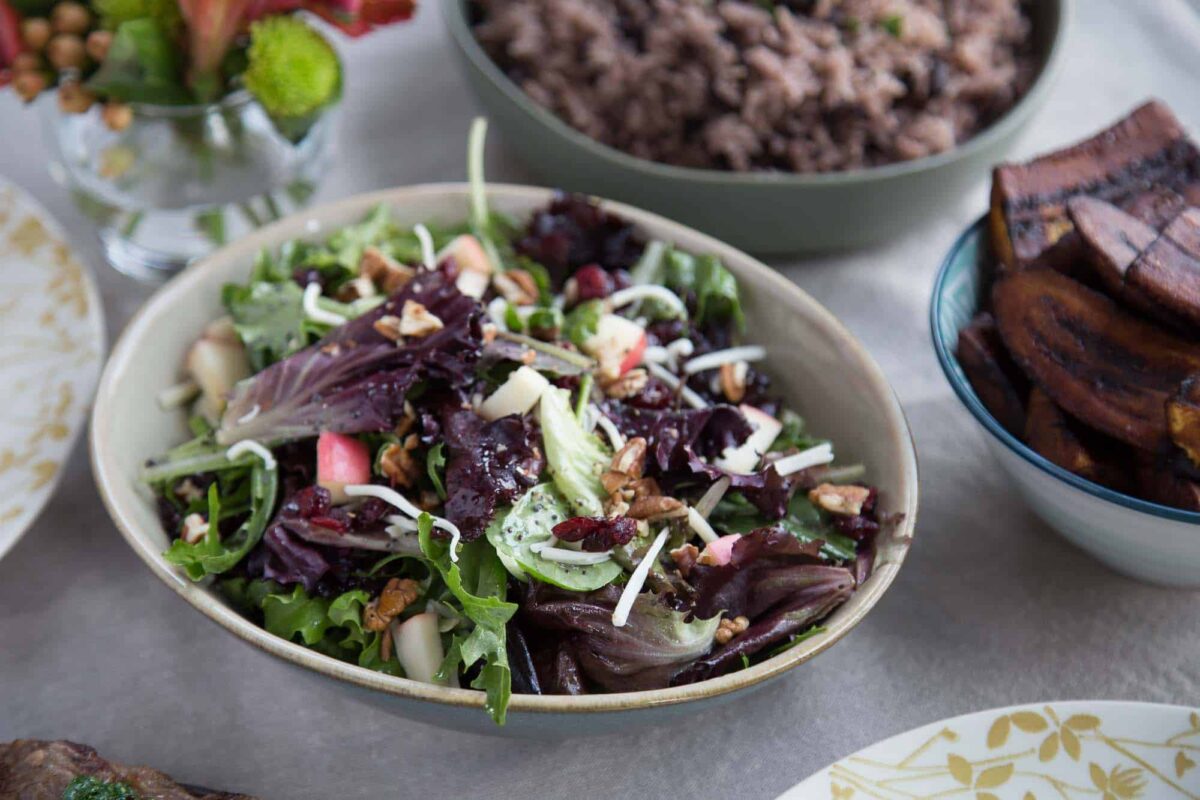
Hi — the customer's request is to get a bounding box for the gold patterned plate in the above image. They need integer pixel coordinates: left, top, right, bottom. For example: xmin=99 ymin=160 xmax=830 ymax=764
xmin=778 ymin=701 xmax=1200 ymax=800
xmin=0 ymin=178 xmax=105 ymax=561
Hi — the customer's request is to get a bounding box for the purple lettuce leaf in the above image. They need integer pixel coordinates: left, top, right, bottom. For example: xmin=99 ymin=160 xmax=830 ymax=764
xmin=519 ymin=583 xmax=720 ymax=692
xmin=218 ymin=271 xmax=482 ymax=444
xmin=441 ymin=408 xmax=544 ymax=541
xmin=686 ymin=526 xmax=852 ymax=620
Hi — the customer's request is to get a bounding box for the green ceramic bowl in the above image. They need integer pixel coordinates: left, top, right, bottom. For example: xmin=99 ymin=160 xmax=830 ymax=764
xmin=442 ymin=0 xmax=1069 ymax=255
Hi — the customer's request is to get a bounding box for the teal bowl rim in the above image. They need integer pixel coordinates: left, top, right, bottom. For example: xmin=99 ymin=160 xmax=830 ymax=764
xmin=443 ymin=0 xmax=1071 ymax=187
xmin=930 ymin=216 xmax=1200 ymax=525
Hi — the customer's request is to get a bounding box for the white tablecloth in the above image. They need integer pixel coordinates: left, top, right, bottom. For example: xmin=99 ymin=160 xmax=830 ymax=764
xmin=1 ymin=2 xmax=1198 ymax=797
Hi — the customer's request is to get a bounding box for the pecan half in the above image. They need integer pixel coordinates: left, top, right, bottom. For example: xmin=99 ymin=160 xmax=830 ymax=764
xmin=808 ymin=483 xmax=872 ymax=516
xmin=611 ymin=436 xmax=647 ymax=479
xmin=398 ymin=300 xmax=444 ymax=338
xmin=373 ymin=314 xmax=403 ymax=342
xmin=493 ymin=268 xmax=539 ymax=306
xmin=719 ymin=361 xmax=749 ymax=403
xmin=363 ymin=578 xmax=422 ymax=632
xmin=602 ymin=368 xmax=649 ymax=400
xmin=379 ymin=435 xmax=421 ymax=488
xmin=627 ymin=495 xmax=686 ymax=520
xmin=360 ymin=246 xmax=415 ymax=293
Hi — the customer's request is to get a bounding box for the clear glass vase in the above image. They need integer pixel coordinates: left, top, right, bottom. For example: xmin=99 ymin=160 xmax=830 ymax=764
xmin=43 ymin=91 xmax=338 ymax=281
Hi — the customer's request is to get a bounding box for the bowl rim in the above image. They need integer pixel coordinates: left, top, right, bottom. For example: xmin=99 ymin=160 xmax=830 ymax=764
xmin=441 ymin=0 xmax=1072 ymax=187
xmin=91 ymin=182 xmax=920 ymax=716
xmin=930 ymin=215 xmax=1200 ymax=525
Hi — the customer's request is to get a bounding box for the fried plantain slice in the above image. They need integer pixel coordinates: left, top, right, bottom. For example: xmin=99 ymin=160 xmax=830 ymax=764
xmin=1127 ymin=207 xmax=1200 ymax=327
xmin=956 ymin=312 xmax=1029 ymax=436
xmin=1024 ymin=387 xmax=1129 ymax=490
xmin=1068 ymin=195 xmax=1189 ymax=327
xmin=990 ymin=101 xmax=1200 ymax=272
xmin=1134 ymin=450 xmax=1200 ymax=511
xmin=993 ymin=268 xmax=1200 ymax=450
xmin=1167 ymin=375 xmax=1200 ymax=466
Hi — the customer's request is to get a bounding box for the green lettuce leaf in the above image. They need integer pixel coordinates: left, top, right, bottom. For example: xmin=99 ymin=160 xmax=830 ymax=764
xmin=163 ymin=460 xmax=278 ymax=579
xmin=426 ymin=442 xmax=447 ymax=501
xmin=711 ymin=492 xmax=856 ymax=562
xmin=538 ymin=387 xmax=610 ymax=516
xmin=419 ymin=514 xmax=515 ymax=724
xmin=561 ymin=300 xmax=603 ymax=348
xmin=222 ymin=280 xmax=311 ymax=371
xmin=665 ymin=250 xmax=744 ymax=329
xmin=486 ymin=484 xmax=622 ymax=591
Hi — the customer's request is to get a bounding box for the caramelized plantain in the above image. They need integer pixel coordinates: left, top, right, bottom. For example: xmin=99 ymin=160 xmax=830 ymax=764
xmin=1128 ymin=207 xmax=1200 ymax=327
xmin=990 ymin=101 xmax=1200 ymax=272
xmin=956 ymin=312 xmax=1029 ymax=435
xmin=1167 ymin=375 xmax=1200 ymax=466
xmin=1069 ymin=196 xmax=1189 ymax=328
xmin=992 ymin=268 xmax=1200 ymax=450
xmin=1134 ymin=451 xmax=1200 ymax=511
xmin=1024 ymin=387 xmax=1128 ymax=490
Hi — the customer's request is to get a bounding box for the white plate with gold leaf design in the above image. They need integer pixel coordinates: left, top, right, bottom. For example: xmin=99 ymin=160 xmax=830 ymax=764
xmin=0 ymin=178 xmax=105 ymax=561
xmin=778 ymin=701 xmax=1200 ymax=800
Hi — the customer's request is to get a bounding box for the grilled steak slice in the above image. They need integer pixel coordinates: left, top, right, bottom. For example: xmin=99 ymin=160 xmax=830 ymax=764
xmin=992 ymin=267 xmax=1200 ymax=450
xmin=990 ymin=101 xmax=1200 ymax=272
xmin=956 ymin=312 xmax=1029 ymax=436
xmin=0 ymin=740 xmax=255 ymax=800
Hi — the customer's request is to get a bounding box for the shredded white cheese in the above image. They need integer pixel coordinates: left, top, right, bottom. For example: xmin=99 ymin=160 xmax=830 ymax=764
xmin=538 ymin=547 xmax=613 ymax=565
xmin=694 ymin=476 xmax=731 ymax=519
xmin=641 ymin=345 xmax=670 ymax=365
xmin=156 ymin=380 xmax=199 ymax=411
xmin=414 ymin=223 xmax=436 ymax=269
xmin=592 ymin=408 xmax=627 ymax=451
xmin=687 ymin=507 xmax=720 ymax=545
xmin=385 ymin=514 xmax=419 ymax=533
xmin=773 ymin=443 xmax=835 ymax=476
xmin=666 ymin=338 xmax=695 ymax=360
xmin=303 ymin=282 xmax=347 ymax=326
xmin=683 ymin=345 xmax=767 ymax=375
xmin=235 ymin=404 xmax=261 ymax=424
xmin=612 ymin=527 xmax=670 ymax=627
xmin=345 ymin=484 xmax=463 ymax=562
xmin=608 ymin=285 xmax=688 ymax=318
xmin=226 ymin=440 xmax=277 ymax=471
xmin=645 ymin=361 xmax=708 ymax=409
xmin=528 ymin=537 xmax=559 ymax=554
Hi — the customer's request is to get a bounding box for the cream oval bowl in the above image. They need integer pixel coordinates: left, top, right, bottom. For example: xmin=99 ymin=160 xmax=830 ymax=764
xmin=91 ymin=185 xmax=919 ymax=736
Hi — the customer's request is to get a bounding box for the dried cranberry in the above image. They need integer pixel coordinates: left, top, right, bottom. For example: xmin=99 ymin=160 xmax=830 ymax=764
xmin=552 ymin=515 xmax=638 ymax=552
xmin=573 ymin=264 xmax=615 ymax=300
xmin=516 ymin=193 xmax=644 ymax=281
xmin=289 ymin=485 xmax=331 ymax=518
xmin=438 ymin=255 xmax=461 ymax=282
xmin=310 ymin=515 xmax=349 ymax=533
xmin=352 ymin=497 xmax=391 ymax=530
xmin=833 ymin=515 xmax=880 ymax=540
xmin=611 ymin=269 xmax=633 ymax=291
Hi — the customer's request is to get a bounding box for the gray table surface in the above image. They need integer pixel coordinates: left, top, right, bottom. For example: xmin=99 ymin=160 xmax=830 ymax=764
xmin=2 ymin=2 xmax=1199 ymax=798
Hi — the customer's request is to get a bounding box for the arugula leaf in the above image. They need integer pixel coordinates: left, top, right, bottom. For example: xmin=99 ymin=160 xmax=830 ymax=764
xmin=163 ymin=460 xmax=278 ymax=579
xmin=328 ymin=203 xmax=394 ymax=269
xmin=426 ymin=442 xmax=447 ymax=500
xmin=222 ymin=280 xmax=311 ymax=371
xmin=664 ymin=250 xmax=744 ymax=329
xmin=419 ymin=514 xmax=515 ymax=724
xmin=87 ymin=19 xmax=189 ymax=104
xmin=769 ymin=409 xmax=819 ymax=453
xmin=486 ymin=484 xmax=623 ymax=591
xmin=561 ymin=299 xmax=603 ymax=348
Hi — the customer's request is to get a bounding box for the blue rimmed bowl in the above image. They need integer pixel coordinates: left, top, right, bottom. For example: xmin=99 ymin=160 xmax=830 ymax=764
xmin=931 ymin=218 xmax=1200 ymax=588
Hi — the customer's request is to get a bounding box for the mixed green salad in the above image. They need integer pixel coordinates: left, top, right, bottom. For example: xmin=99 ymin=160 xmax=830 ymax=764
xmin=145 ymin=121 xmax=882 ymax=724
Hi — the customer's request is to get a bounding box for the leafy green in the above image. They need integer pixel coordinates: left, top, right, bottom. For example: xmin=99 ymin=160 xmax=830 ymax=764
xmin=562 ymin=299 xmax=604 ymax=348
xmin=327 ymin=203 xmax=394 ymax=270
xmin=767 ymin=625 xmax=827 ymax=657
xmin=163 ymin=460 xmax=278 ymax=580
xmin=62 ymin=776 xmax=140 ymax=800
xmin=486 ymin=484 xmax=623 ymax=591
xmin=222 ymin=280 xmax=311 ymax=371
xmin=711 ymin=492 xmax=857 ymax=562
xmin=93 ymin=0 xmax=182 ymax=34
xmin=770 ymin=409 xmax=820 ymax=453
xmin=426 ymin=442 xmax=447 ymax=500
xmin=538 ymin=387 xmax=610 ymax=516
xmin=665 ymin=250 xmax=744 ymax=329
xmin=419 ymin=514 xmax=516 ymax=724
xmin=87 ymin=19 xmax=189 ymax=104
xmin=881 ymin=13 xmax=904 ymax=37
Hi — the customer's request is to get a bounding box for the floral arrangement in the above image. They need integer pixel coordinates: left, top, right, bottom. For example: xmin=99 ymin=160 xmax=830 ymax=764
xmin=0 ymin=0 xmax=413 ymax=135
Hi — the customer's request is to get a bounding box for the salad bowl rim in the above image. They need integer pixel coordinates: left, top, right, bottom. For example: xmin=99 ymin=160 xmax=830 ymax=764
xmin=91 ymin=182 xmax=919 ymax=715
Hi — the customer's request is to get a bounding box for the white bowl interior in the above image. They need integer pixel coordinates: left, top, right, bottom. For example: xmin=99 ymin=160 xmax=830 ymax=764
xmin=92 ymin=184 xmax=918 ymax=727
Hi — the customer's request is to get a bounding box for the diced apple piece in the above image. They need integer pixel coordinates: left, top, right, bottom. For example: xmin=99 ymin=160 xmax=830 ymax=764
xmin=714 ymin=405 xmax=783 ymax=474
xmin=438 ymin=235 xmax=494 ymax=299
xmin=317 ymin=431 xmax=372 ymax=505
xmin=699 ymin=533 xmax=741 ymax=566
xmin=478 ymin=366 xmax=550 ymax=421
xmin=186 ymin=316 xmax=251 ymax=422
xmin=582 ymin=314 xmax=647 ymax=378
xmin=395 ymin=612 xmax=445 ymax=685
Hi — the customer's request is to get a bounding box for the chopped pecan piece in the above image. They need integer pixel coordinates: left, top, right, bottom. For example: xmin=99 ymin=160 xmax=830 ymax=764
xmin=399 ymin=300 xmax=444 ymax=338
xmin=600 ymin=469 xmax=630 ymax=495
xmin=373 ymin=314 xmax=403 ymax=342
xmin=493 ymin=269 xmax=539 ymax=306
xmin=379 ymin=435 xmax=421 ymax=488
xmin=714 ymin=615 xmax=750 ymax=645
xmin=602 ymin=368 xmax=649 ymax=399
xmin=627 ymin=495 xmax=686 ymax=520
xmin=360 ymin=246 xmax=415 ymax=293
xmin=808 ymin=483 xmax=872 ymax=516
xmin=628 ymin=477 xmax=661 ymax=500
xmin=719 ymin=361 xmax=749 ymax=403
xmin=670 ymin=543 xmax=699 ymax=575
xmin=610 ymin=436 xmax=647 ymax=478
xmin=363 ymin=578 xmax=422 ymax=632
xmin=337 ymin=275 xmax=378 ymax=302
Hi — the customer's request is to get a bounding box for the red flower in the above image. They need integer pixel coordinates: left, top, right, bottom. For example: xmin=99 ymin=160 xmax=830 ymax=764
xmin=246 ymin=0 xmax=416 ymax=36
xmin=178 ymin=0 xmax=255 ymax=81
